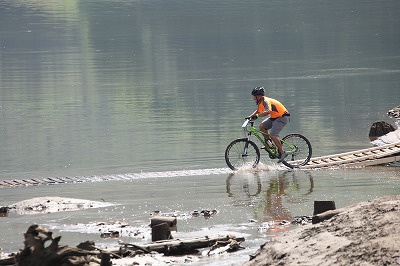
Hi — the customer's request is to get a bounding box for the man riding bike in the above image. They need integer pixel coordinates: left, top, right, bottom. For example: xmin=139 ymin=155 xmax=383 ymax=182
xmin=247 ymin=86 xmax=290 ymax=163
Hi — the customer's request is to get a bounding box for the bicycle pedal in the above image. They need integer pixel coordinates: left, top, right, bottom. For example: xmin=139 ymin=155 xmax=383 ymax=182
xmin=268 ymin=153 xmax=277 ymax=159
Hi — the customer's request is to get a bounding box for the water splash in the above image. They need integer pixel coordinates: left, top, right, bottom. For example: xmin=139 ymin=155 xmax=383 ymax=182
xmin=36 ymin=168 xmax=231 ymax=185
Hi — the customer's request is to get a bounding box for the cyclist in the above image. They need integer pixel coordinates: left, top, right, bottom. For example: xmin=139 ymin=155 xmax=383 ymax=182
xmin=247 ymin=86 xmax=290 ymax=163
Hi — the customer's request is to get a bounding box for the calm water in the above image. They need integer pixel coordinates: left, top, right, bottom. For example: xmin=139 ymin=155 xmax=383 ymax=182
xmin=1 ymin=0 xmax=400 ymax=264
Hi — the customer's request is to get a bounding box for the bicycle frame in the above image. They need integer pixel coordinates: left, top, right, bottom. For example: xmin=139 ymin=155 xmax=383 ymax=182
xmin=242 ymin=119 xmax=277 ymax=156
xmin=242 ymin=119 xmax=299 ymax=157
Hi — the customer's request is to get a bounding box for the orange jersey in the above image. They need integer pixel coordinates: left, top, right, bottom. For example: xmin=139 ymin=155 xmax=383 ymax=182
xmin=257 ymin=97 xmax=289 ymax=118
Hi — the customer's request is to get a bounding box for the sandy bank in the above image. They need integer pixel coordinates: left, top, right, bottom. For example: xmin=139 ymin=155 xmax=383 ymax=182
xmin=245 ymin=195 xmax=400 ymax=265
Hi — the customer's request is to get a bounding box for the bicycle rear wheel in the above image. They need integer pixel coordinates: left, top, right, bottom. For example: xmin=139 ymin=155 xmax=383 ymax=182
xmin=225 ymin=138 xmax=260 ymax=170
xmin=281 ymin=134 xmax=312 ymax=168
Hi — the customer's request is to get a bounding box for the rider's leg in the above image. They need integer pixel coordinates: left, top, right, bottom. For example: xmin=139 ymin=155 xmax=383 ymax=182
xmin=270 ymin=135 xmax=284 ymax=154
xmin=259 ymin=119 xmax=272 ymax=142
xmin=269 ymin=116 xmax=289 ymax=155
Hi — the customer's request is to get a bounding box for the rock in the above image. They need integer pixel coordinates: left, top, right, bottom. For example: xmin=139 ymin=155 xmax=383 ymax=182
xmin=368 ymin=121 xmax=395 ymax=141
xmin=388 ymin=105 xmax=400 ymax=119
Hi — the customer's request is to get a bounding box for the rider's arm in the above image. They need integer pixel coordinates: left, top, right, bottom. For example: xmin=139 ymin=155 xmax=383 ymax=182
xmin=257 ymin=99 xmax=270 ymax=117
xmin=249 ymin=99 xmax=270 ymax=118
xmin=257 ymin=109 xmax=270 ymax=117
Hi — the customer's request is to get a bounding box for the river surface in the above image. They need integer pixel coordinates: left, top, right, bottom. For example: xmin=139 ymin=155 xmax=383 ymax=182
xmin=1 ymin=0 xmax=400 ymax=265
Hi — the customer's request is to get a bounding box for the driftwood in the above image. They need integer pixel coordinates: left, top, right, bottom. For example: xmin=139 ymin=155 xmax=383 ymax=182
xmin=312 ymin=209 xmax=342 ymax=224
xmin=0 ymin=225 xmax=245 ymax=265
xmin=119 ymin=235 xmax=245 ymax=255
xmin=313 ymin=200 xmax=336 ymax=216
xmin=0 ymin=224 xmax=112 ymax=266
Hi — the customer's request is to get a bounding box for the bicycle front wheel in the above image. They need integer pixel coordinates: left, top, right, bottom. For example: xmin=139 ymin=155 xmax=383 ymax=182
xmin=281 ymin=134 xmax=312 ymax=168
xmin=225 ymin=138 xmax=260 ymax=171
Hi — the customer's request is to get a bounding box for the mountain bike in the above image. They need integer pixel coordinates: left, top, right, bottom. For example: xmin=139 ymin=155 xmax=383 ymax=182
xmin=225 ymin=118 xmax=312 ymax=170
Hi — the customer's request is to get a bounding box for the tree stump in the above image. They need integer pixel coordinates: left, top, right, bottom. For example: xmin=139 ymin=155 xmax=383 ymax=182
xmin=151 ymin=223 xmax=172 ymax=242
xmin=150 ymin=216 xmax=176 ymax=242
xmin=312 ymin=201 xmax=337 ymax=224
xmin=313 ymin=201 xmax=336 ymax=215
xmin=0 ymin=206 xmax=8 ymax=217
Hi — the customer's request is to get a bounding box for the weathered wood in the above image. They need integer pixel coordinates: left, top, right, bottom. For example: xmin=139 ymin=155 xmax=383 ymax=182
xmin=151 ymin=216 xmax=177 ymax=230
xmin=300 ymin=142 xmax=400 ymax=169
xmin=0 ymin=225 xmax=246 ymax=265
xmin=0 ymin=224 xmax=108 ymax=266
xmin=151 ymin=222 xmax=172 ymax=242
xmin=313 ymin=201 xmax=336 ymax=215
xmin=121 ymin=235 xmax=245 ymax=255
xmin=312 ymin=209 xmax=342 ymax=224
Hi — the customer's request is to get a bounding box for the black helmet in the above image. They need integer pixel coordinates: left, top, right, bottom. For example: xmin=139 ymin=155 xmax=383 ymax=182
xmin=251 ymin=86 xmax=265 ymax=96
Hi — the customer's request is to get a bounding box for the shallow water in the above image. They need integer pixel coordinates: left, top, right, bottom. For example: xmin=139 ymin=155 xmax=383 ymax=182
xmin=1 ymin=166 xmax=400 ymax=265
xmin=1 ymin=0 xmax=400 ymax=264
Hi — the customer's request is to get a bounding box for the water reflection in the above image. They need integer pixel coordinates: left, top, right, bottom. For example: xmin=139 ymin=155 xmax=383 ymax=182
xmin=226 ymin=171 xmax=314 ymax=222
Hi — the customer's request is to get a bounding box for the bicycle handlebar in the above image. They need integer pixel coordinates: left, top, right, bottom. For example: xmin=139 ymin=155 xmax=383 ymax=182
xmin=242 ymin=118 xmax=255 ymax=128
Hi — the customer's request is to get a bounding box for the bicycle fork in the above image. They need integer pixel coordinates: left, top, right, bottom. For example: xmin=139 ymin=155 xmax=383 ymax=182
xmin=242 ymin=137 xmax=250 ymax=157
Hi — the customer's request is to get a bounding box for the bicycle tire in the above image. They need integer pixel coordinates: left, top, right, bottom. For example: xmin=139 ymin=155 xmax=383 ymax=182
xmin=281 ymin=134 xmax=312 ymax=169
xmin=225 ymin=138 xmax=260 ymax=170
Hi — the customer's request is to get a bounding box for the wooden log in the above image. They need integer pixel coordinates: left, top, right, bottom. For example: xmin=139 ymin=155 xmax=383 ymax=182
xmin=100 ymin=253 xmax=111 ymax=266
xmin=0 ymin=257 xmax=14 ymax=266
xmin=11 ymin=224 xmax=102 ymax=266
xmin=312 ymin=209 xmax=342 ymax=224
xmin=150 ymin=216 xmax=177 ymax=231
xmin=151 ymin=222 xmax=172 ymax=242
xmin=121 ymin=235 xmax=245 ymax=255
xmin=313 ymin=200 xmax=336 ymax=215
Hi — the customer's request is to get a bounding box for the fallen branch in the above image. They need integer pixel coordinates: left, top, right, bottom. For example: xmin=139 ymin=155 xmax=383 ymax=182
xmin=312 ymin=209 xmax=342 ymax=224
xmin=121 ymin=235 xmax=245 ymax=255
xmin=0 ymin=224 xmax=110 ymax=266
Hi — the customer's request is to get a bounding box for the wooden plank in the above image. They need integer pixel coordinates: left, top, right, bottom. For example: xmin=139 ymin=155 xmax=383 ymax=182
xmin=344 ymin=155 xmax=400 ymax=168
xmin=63 ymin=177 xmax=84 ymax=183
xmin=302 ymin=154 xmax=400 ymax=169
xmin=0 ymin=181 xmax=12 ymax=187
xmin=299 ymin=142 xmax=400 ymax=169
xmin=31 ymin=178 xmax=46 ymax=184
xmin=12 ymin=180 xmax=30 ymax=186
xmin=46 ymin=177 xmax=66 ymax=183
xmin=2 ymin=180 xmax=21 ymax=187
xmin=304 ymin=142 xmax=400 ymax=162
xmin=22 ymin=179 xmax=40 ymax=185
